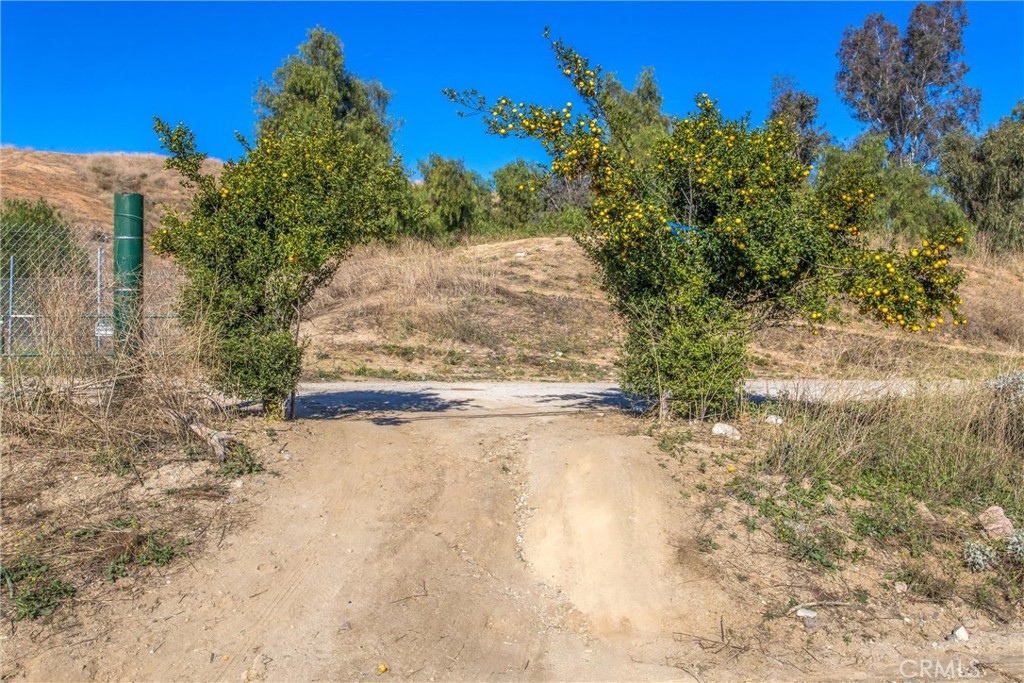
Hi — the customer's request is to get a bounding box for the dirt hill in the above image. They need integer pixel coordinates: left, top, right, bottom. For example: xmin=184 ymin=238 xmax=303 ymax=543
xmin=0 ymin=146 xmax=221 ymax=232
xmin=3 ymin=146 xmax=1022 ymax=381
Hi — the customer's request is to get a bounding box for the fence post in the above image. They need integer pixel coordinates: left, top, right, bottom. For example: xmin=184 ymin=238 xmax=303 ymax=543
xmin=5 ymin=256 xmax=14 ymax=355
xmin=113 ymin=194 xmax=143 ymax=357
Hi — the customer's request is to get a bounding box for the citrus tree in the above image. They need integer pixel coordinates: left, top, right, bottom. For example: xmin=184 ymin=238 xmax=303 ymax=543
xmin=153 ymin=118 xmax=403 ymax=413
xmin=448 ymin=32 xmax=968 ymax=419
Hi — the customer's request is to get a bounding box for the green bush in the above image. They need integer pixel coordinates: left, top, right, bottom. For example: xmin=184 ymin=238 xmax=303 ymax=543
xmin=941 ymin=103 xmax=1024 ymax=252
xmin=413 ymin=154 xmax=493 ymax=237
xmin=449 ymin=34 xmax=968 ymax=418
xmin=493 ymin=159 xmax=547 ymax=230
xmin=0 ymin=197 xmax=90 ymax=279
xmin=153 ymin=118 xmax=402 ymax=413
xmin=818 ymin=136 xmax=972 ymax=245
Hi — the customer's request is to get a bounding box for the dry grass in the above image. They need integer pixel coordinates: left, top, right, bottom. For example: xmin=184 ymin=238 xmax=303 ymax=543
xmin=1 ymin=146 xmax=221 ymax=231
xmin=729 ymin=360 xmax=1024 ymax=619
xmin=3 ymin=148 xmax=1021 ymax=383
xmin=0 ymin=278 xmax=263 ymax=623
xmin=301 ymin=235 xmax=1024 ymax=384
xmin=303 ymin=237 xmax=622 ymax=381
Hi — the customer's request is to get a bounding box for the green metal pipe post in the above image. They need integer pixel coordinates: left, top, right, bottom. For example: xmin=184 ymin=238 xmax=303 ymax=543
xmin=113 ymin=194 xmax=144 ymax=356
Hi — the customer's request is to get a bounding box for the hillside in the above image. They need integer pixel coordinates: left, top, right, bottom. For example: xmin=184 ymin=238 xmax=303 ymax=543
xmin=0 ymin=146 xmax=221 ymax=231
xmin=304 ymin=237 xmax=1024 ymax=383
xmin=2 ymin=147 xmax=1022 ymax=382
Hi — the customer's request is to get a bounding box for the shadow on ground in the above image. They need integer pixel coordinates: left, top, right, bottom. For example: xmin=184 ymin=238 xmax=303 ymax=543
xmin=298 ymin=390 xmax=473 ymax=423
xmin=531 ymin=389 xmax=633 ymax=411
xmin=297 ymin=387 xmax=632 ymax=424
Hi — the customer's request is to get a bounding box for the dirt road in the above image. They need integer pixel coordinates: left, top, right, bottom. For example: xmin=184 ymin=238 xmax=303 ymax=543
xmin=6 ymin=382 xmax=1020 ymax=682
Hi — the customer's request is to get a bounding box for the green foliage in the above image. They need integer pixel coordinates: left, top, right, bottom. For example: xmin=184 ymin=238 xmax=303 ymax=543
xmin=13 ymin=579 xmax=75 ymax=621
xmin=255 ymin=26 xmax=394 ymax=156
xmin=94 ymin=448 xmax=134 ymax=477
xmin=106 ymin=530 xmax=182 ymax=583
xmin=768 ymin=75 xmax=832 ymax=166
xmin=600 ymin=67 xmax=671 ymax=162
xmin=448 ymin=34 xmax=967 ymax=417
xmin=154 ymin=32 xmax=403 ymax=411
xmin=963 ymin=540 xmax=998 ymax=573
xmin=621 ymin=296 xmax=749 ymax=418
xmin=836 ymin=0 xmax=980 ymax=167
xmin=940 ymin=103 xmax=1024 ymax=252
xmin=493 ymin=159 xmax=547 ymax=229
xmin=414 ymin=154 xmax=493 ymax=236
xmin=819 ymin=136 xmax=972 ymax=244
xmin=1 ymin=556 xmax=75 ymax=621
xmin=0 ymin=197 xmax=90 ymax=279
xmin=218 ymin=442 xmax=264 ymax=477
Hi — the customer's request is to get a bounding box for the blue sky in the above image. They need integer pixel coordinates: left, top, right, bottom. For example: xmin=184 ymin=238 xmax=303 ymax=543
xmin=2 ymin=2 xmax=1022 ymax=178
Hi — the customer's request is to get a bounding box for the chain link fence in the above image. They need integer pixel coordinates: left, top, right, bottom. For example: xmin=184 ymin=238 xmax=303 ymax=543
xmin=1 ymin=220 xmax=180 ymax=357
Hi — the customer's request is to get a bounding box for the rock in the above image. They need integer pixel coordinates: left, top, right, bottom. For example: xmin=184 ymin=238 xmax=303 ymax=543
xmin=946 ymin=625 xmax=969 ymax=642
xmin=795 ymin=608 xmax=818 ymax=618
xmin=764 ymin=415 xmax=784 ymax=426
xmin=915 ymin=501 xmax=937 ymax=523
xmin=894 ymin=581 xmax=909 ymax=594
xmin=242 ymin=653 xmax=273 ymax=682
xmin=802 ymin=617 xmax=820 ymax=633
xmin=514 ymin=251 xmax=528 ymax=257
xmin=978 ymin=506 xmax=1014 ymax=540
xmin=711 ymin=423 xmax=741 ymax=440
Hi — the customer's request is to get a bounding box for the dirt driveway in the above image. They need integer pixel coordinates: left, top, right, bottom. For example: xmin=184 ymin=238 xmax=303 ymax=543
xmin=6 ymin=382 xmax=1021 ymax=682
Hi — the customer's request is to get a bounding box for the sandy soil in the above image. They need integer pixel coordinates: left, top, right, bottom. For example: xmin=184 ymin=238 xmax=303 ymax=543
xmin=4 ymin=383 xmax=1021 ymax=682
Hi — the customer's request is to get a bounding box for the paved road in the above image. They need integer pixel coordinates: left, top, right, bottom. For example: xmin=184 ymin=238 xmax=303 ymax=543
xmin=295 ymin=378 xmax=969 ymax=418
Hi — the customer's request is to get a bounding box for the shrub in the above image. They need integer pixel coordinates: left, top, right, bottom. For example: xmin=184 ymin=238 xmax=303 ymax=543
xmin=413 ymin=154 xmax=493 ymax=236
xmin=448 ymin=33 xmax=968 ymax=418
xmin=963 ymin=540 xmax=998 ymax=572
xmin=818 ymin=136 xmax=973 ymax=245
xmin=1007 ymin=530 xmax=1024 ymax=564
xmin=153 ymin=119 xmax=403 ymax=412
xmin=0 ymin=197 xmax=90 ymax=279
xmin=941 ymin=103 xmax=1024 ymax=253
xmin=493 ymin=159 xmax=547 ymax=229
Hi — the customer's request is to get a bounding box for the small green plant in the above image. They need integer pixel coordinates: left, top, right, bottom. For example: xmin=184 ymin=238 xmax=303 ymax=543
xmin=106 ymin=531 xmax=183 ymax=583
xmin=94 ymin=449 xmax=134 ymax=477
xmin=657 ymin=428 xmax=692 ymax=453
xmin=13 ymin=580 xmax=75 ymax=620
xmin=697 ymin=536 xmax=720 ymax=552
xmin=963 ymin=540 xmax=998 ymax=572
xmin=895 ymin=564 xmax=956 ymax=601
xmin=1006 ymin=530 xmax=1024 ymax=563
xmin=218 ymin=442 xmax=264 ymax=477
xmin=136 ymin=532 xmax=180 ymax=567
xmin=970 ymin=584 xmax=996 ymax=610
xmin=106 ymin=553 xmax=130 ymax=582
xmin=1 ymin=556 xmax=75 ymax=621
